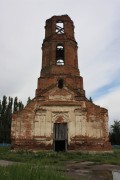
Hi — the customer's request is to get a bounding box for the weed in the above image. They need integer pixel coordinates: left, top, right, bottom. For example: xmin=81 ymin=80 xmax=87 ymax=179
xmin=0 ymin=147 xmax=120 ymax=179
xmin=0 ymin=164 xmax=68 ymax=180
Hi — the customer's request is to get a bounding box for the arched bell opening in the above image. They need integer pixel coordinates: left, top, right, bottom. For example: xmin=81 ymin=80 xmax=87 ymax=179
xmin=56 ymin=44 xmax=64 ymax=65
xmin=56 ymin=21 xmax=64 ymax=34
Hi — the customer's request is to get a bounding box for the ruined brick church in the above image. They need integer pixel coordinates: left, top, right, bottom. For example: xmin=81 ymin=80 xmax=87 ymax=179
xmin=11 ymin=15 xmax=111 ymax=151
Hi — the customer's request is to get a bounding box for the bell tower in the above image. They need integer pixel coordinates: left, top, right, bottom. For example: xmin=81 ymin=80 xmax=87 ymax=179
xmin=36 ymin=15 xmax=85 ymax=98
xmin=11 ymin=15 xmax=111 ymax=152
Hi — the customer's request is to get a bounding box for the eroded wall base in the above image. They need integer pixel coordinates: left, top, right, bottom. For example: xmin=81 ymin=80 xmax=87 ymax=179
xmin=11 ymin=96 xmax=112 ymax=152
xmin=11 ymin=138 xmax=111 ymax=152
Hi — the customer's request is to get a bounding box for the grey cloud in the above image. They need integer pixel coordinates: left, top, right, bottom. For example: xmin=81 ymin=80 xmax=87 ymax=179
xmin=0 ymin=0 xmax=120 ymax=125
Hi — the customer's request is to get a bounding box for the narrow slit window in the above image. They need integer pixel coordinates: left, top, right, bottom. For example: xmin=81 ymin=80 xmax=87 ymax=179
xmin=56 ymin=45 xmax=64 ymax=65
xmin=56 ymin=21 xmax=64 ymax=34
xmin=58 ymin=79 xmax=64 ymax=89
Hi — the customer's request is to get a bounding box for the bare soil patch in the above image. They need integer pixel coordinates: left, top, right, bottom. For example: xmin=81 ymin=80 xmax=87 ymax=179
xmin=0 ymin=160 xmax=18 ymax=166
xmin=64 ymin=161 xmax=120 ymax=179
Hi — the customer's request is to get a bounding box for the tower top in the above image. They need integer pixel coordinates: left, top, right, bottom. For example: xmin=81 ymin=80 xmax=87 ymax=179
xmin=36 ymin=15 xmax=85 ymax=97
xmin=46 ymin=14 xmax=73 ymax=22
xmin=44 ymin=14 xmax=75 ymax=41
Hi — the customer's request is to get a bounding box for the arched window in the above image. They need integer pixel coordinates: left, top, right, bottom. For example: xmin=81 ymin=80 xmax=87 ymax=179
xmin=58 ymin=79 xmax=64 ymax=89
xmin=56 ymin=45 xmax=64 ymax=65
xmin=56 ymin=21 xmax=64 ymax=34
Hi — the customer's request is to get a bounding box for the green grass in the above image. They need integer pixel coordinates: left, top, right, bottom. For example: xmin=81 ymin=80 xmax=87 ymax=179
xmin=0 ymin=164 xmax=68 ymax=180
xmin=0 ymin=147 xmax=120 ymax=179
xmin=0 ymin=147 xmax=120 ymax=165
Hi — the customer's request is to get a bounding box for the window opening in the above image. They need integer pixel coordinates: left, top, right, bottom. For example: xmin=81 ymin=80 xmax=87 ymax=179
xmin=56 ymin=21 xmax=64 ymax=34
xmin=56 ymin=45 xmax=64 ymax=65
xmin=58 ymin=79 xmax=64 ymax=89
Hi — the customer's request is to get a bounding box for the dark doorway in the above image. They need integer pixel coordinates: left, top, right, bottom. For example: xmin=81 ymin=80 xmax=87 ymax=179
xmin=55 ymin=140 xmax=66 ymax=151
xmin=54 ymin=123 xmax=67 ymax=151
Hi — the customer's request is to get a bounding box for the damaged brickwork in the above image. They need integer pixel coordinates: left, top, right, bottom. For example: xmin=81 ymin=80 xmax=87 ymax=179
xmin=11 ymin=15 xmax=111 ymax=151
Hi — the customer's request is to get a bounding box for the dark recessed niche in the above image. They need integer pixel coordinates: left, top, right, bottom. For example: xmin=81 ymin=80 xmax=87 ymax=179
xmin=58 ymin=79 xmax=64 ymax=89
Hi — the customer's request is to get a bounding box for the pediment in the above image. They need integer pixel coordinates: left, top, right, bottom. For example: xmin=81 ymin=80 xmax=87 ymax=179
xmin=44 ymin=86 xmax=76 ymax=101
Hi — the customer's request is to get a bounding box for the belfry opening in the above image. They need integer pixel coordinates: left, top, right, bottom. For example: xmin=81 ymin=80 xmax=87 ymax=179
xmin=11 ymin=15 xmax=111 ymax=152
xmin=56 ymin=45 xmax=64 ymax=65
xmin=56 ymin=21 xmax=64 ymax=34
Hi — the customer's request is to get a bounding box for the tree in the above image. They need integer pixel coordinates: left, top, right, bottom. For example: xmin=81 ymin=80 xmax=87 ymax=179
xmin=110 ymin=120 xmax=120 ymax=145
xmin=0 ymin=100 xmax=2 ymax=142
xmin=27 ymin=97 xmax=31 ymax=104
xmin=0 ymin=96 xmax=24 ymax=143
xmin=0 ymin=96 xmax=7 ymax=143
xmin=18 ymin=101 xmax=24 ymax=110
xmin=13 ymin=97 xmax=24 ymax=113
xmin=89 ymin=97 xmax=93 ymax=103
xmin=4 ymin=97 xmax=13 ymax=143
xmin=13 ymin=97 xmax=18 ymax=112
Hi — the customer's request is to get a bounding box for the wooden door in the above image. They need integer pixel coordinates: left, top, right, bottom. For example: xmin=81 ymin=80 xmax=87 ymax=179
xmin=54 ymin=123 xmax=67 ymax=151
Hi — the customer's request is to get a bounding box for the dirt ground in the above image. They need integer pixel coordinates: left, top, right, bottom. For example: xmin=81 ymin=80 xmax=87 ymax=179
xmin=65 ymin=161 xmax=120 ymax=180
xmin=0 ymin=160 xmax=18 ymax=166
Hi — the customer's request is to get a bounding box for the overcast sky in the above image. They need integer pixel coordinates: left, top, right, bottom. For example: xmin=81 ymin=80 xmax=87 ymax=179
xmin=0 ymin=0 xmax=120 ymax=126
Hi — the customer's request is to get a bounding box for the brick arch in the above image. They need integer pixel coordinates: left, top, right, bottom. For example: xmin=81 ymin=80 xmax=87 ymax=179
xmin=55 ymin=116 xmax=64 ymax=123
xmin=52 ymin=112 xmax=68 ymax=123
